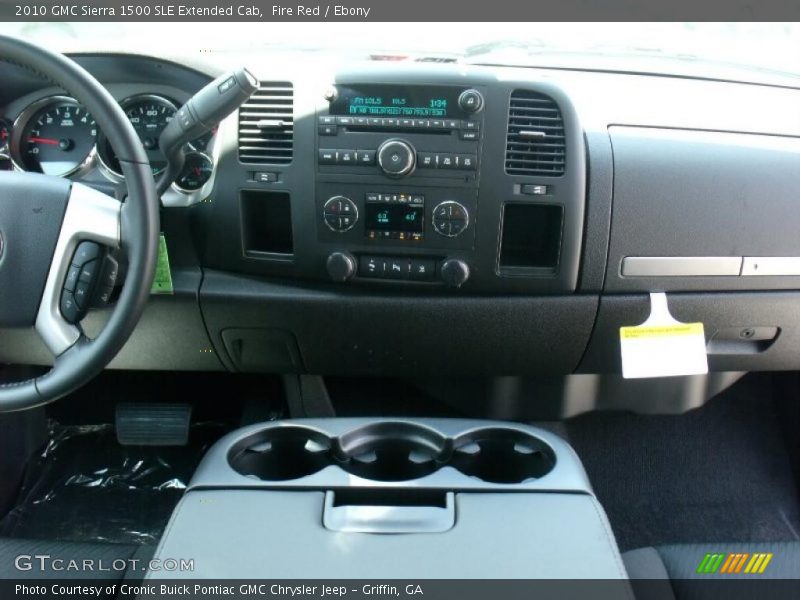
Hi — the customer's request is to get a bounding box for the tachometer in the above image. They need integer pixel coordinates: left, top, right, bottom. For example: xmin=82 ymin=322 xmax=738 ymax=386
xmin=98 ymin=94 xmax=177 ymax=178
xmin=12 ymin=98 xmax=97 ymax=177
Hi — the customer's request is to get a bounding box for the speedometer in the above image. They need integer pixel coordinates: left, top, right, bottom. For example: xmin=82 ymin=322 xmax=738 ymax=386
xmin=12 ymin=97 xmax=97 ymax=177
xmin=98 ymin=94 xmax=177 ymax=178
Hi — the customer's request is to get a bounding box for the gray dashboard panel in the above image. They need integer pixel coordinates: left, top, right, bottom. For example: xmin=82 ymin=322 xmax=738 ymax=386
xmin=606 ymin=127 xmax=800 ymax=293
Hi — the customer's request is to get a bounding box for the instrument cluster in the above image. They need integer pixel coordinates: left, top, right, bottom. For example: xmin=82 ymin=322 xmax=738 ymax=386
xmin=0 ymin=92 xmax=216 ymax=194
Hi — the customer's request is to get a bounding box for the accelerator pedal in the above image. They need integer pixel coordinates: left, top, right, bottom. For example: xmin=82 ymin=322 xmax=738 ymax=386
xmin=115 ymin=403 xmax=192 ymax=446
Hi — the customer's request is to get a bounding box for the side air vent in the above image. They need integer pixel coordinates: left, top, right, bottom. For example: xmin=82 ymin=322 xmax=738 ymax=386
xmin=238 ymin=82 xmax=294 ymax=164
xmin=505 ymin=90 xmax=566 ymax=176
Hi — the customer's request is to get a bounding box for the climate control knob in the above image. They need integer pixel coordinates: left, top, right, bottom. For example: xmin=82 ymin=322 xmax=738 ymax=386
xmin=440 ymin=259 xmax=470 ymax=288
xmin=326 ymin=251 xmax=357 ymax=282
xmin=323 ymin=196 xmax=358 ymax=232
xmin=377 ymin=139 xmax=416 ymax=177
xmin=432 ymin=201 xmax=469 ymax=237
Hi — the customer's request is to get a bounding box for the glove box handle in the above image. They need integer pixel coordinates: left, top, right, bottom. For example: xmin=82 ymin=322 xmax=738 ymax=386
xmin=322 ymin=490 xmax=455 ymax=533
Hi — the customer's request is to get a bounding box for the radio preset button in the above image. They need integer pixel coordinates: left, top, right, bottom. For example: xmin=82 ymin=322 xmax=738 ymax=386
xmin=356 ymin=149 xmax=375 ymax=165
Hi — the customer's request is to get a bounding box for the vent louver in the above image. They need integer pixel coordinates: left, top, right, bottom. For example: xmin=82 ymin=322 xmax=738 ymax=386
xmin=238 ymin=82 xmax=294 ymax=164
xmin=505 ymin=90 xmax=566 ymax=176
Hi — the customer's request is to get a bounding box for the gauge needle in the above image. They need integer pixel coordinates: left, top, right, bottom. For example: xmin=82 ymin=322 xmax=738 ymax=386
xmin=28 ymin=137 xmax=59 ymax=145
xmin=194 ymin=167 xmax=202 ymax=176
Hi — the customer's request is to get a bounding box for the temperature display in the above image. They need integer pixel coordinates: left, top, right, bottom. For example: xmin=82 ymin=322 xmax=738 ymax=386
xmin=365 ymin=201 xmax=424 ymax=240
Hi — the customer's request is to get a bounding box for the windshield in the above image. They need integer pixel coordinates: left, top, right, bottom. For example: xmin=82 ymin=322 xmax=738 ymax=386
xmin=2 ymin=22 xmax=799 ymax=82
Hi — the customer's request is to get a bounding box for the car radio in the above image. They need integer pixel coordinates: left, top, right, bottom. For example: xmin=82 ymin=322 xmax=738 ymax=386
xmin=317 ymin=83 xmax=485 ymax=182
xmin=315 ymin=83 xmax=484 ymax=285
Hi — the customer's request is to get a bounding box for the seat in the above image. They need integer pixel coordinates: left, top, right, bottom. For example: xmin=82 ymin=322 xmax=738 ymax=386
xmin=623 ymin=542 xmax=800 ymax=600
xmin=0 ymin=537 xmax=153 ymax=580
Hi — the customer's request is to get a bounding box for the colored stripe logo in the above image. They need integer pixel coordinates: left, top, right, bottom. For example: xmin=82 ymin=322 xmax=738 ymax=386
xmin=697 ymin=552 xmax=773 ymax=575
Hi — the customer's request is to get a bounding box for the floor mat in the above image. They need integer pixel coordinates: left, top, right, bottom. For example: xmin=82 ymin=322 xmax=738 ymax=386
xmin=0 ymin=420 xmax=226 ymax=545
xmin=566 ymin=374 xmax=800 ymax=552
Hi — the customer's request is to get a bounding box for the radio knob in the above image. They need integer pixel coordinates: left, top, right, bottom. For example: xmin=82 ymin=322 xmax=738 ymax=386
xmin=326 ymin=251 xmax=357 ymax=282
xmin=440 ymin=259 xmax=470 ymax=288
xmin=458 ymin=89 xmax=484 ymax=114
xmin=377 ymin=139 xmax=416 ymax=177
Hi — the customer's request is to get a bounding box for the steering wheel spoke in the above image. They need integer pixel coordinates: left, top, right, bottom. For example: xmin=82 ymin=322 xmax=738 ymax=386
xmin=34 ymin=182 xmax=121 ymax=357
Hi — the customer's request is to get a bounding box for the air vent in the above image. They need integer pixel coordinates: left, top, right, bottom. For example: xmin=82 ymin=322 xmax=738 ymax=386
xmin=505 ymin=90 xmax=565 ymax=176
xmin=238 ymin=82 xmax=294 ymax=164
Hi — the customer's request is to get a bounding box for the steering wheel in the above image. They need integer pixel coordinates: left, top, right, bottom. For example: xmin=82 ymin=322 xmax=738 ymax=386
xmin=0 ymin=35 xmax=160 ymax=412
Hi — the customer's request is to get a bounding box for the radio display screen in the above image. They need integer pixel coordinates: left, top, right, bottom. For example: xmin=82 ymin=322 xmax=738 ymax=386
xmin=330 ymin=84 xmax=467 ymax=118
xmin=365 ymin=203 xmax=424 ymax=234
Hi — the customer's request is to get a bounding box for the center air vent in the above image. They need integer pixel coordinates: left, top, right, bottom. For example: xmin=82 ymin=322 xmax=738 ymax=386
xmin=505 ymin=90 xmax=565 ymax=176
xmin=238 ymin=82 xmax=294 ymax=164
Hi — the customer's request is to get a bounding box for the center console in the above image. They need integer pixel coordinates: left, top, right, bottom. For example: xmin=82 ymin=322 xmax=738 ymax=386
xmin=146 ymin=418 xmax=630 ymax=582
xmin=316 ymin=83 xmax=485 ymax=287
xmin=204 ymin=66 xmax=586 ymax=295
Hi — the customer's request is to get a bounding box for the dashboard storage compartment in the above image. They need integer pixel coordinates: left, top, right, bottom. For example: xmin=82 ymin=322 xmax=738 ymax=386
xmin=498 ymin=203 xmax=563 ymax=274
xmin=240 ymin=190 xmax=294 ymax=257
xmin=147 ymin=418 xmax=629 ymax=581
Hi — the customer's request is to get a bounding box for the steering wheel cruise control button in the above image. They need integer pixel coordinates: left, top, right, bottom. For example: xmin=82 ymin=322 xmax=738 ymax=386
xmin=60 ymin=291 xmax=79 ymax=323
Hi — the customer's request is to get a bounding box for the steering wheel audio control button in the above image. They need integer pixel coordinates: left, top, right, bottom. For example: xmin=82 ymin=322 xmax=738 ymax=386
xmin=64 ymin=265 xmax=81 ymax=292
xmin=73 ymin=241 xmax=101 ymax=264
xmin=60 ymin=291 xmax=79 ymax=324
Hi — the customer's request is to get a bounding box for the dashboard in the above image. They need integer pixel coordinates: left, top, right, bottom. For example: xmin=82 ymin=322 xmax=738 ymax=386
xmin=2 ymin=52 xmax=800 ymax=380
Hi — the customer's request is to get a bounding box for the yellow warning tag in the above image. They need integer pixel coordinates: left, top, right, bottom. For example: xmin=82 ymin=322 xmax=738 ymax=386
xmin=620 ymin=293 xmax=708 ymax=379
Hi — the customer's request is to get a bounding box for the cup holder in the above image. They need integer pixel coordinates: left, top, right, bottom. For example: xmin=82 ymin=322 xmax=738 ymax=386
xmin=451 ymin=428 xmax=556 ymax=484
xmin=228 ymin=426 xmax=331 ymax=481
xmin=227 ymin=422 xmax=556 ymax=485
xmin=334 ymin=422 xmax=447 ymax=482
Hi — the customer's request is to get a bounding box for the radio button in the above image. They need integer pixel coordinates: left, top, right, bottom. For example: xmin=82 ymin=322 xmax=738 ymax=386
xmin=356 ymin=149 xmax=375 ymax=165
xmin=418 ymin=153 xmax=436 ymax=168
xmin=439 ymin=154 xmax=456 ymax=169
xmin=400 ymin=118 xmax=414 ymax=128
xmin=319 ymin=124 xmax=337 ymax=136
xmin=384 ymin=118 xmax=398 ymax=127
xmin=319 ymin=115 xmax=336 ymax=125
xmin=338 ymin=150 xmax=356 ymax=164
xmin=431 ymin=119 xmax=445 ymax=129
xmin=368 ymin=118 xmax=383 ymax=127
xmin=336 ymin=116 xmax=354 ymax=126
xmin=318 ymin=149 xmax=337 ymax=164
xmin=459 ymin=130 xmax=480 ymax=141
xmin=445 ymin=119 xmax=460 ymax=129
xmin=462 ymin=120 xmax=480 ymax=130
xmin=354 ymin=117 xmax=368 ymax=126
xmin=458 ymin=154 xmax=477 ymax=170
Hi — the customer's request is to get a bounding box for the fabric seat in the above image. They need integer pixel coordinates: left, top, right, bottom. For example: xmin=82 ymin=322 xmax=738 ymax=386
xmin=623 ymin=542 xmax=800 ymax=600
xmin=0 ymin=537 xmax=153 ymax=581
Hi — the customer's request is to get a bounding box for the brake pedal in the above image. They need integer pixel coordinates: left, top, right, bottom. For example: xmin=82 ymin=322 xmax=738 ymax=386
xmin=115 ymin=403 xmax=192 ymax=446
